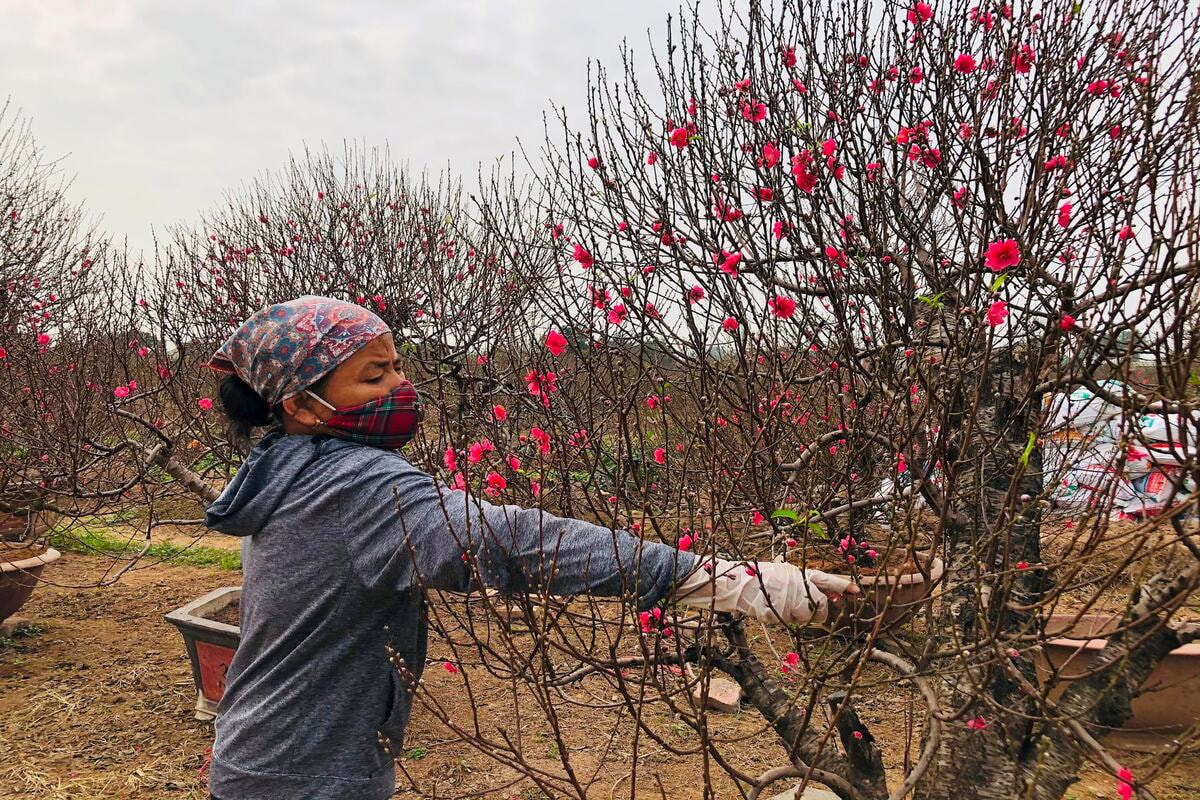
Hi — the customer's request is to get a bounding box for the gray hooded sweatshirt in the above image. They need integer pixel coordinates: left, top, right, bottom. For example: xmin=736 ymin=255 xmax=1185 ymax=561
xmin=204 ymin=431 xmax=697 ymax=800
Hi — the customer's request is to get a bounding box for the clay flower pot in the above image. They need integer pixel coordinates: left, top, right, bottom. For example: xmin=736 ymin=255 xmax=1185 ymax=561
xmin=0 ymin=484 xmax=58 ymax=538
xmin=0 ymin=512 xmax=31 ymax=541
xmin=833 ymin=557 xmax=945 ymax=633
xmin=1038 ymin=614 xmax=1200 ymax=738
xmin=165 ymin=586 xmax=242 ymax=721
xmin=0 ymin=547 xmax=61 ymax=624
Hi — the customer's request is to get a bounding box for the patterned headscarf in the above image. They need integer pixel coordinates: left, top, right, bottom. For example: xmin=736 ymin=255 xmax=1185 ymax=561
xmin=207 ymin=296 xmax=390 ymax=406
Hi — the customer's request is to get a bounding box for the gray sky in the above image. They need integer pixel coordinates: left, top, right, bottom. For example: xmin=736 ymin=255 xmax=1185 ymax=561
xmin=0 ymin=0 xmax=677 ymax=256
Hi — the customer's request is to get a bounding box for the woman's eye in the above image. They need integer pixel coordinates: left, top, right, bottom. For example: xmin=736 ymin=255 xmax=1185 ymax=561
xmin=367 ymin=375 xmax=385 ymax=383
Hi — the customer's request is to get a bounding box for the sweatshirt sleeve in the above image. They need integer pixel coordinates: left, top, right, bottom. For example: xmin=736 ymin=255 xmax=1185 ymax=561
xmin=338 ymin=454 xmax=698 ymax=612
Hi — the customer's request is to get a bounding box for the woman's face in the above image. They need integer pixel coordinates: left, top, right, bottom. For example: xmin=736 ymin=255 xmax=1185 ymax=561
xmin=280 ymin=333 xmax=405 ymax=432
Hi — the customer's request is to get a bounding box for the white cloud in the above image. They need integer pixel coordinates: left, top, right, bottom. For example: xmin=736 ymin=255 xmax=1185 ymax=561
xmin=0 ymin=0 xmax=141 ymax=50
xmin=0 ymin=0 xmax=677 ymax=254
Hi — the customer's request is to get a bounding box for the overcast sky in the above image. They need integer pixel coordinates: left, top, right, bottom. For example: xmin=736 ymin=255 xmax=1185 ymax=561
xmin=0 ymin=0 xmax=680 ymax=256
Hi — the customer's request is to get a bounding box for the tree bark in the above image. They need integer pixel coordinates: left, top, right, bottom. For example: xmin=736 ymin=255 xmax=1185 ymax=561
xmin=712 ymin=617 xmax=888 ymax=800
xmin=916 ymin=342 xmax=1047 ymax=799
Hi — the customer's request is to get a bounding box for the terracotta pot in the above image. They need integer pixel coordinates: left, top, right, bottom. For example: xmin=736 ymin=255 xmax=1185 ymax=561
xmin=165 ymin=586 xmax=241 ymax=721
xmin=0 ymin=503 xmax=60 ymax=546
xmin=0 ymin=547 xmax=61 ymax=623
xmin=1 ymin=509 xmax=37 ymax=542
xmin=0 ymin=512 xmax=30 ymax=541
xmin=1037 ymin=614 xmax=1200 ymax=737
xmin=834 ymin=557 xmax=944 ymax=633
xmin=0 ymin=486 xmax=56 ymax=542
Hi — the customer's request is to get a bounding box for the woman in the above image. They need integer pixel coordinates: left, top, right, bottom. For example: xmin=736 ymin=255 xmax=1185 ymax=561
xmin=204 ymin=295 xmax=855 ymax=800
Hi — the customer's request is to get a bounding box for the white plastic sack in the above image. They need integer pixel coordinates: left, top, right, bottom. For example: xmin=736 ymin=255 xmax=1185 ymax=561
xmin=1041 ymin=437 xmax=1068 ymax=493
xmin=1116 ymin=412 xmax=1194 ymax=468
xmin=1144 ymin=441 xmax=1191 ymax=468
xmin=1050 ymin=445 xmax=1136 ymax=510
xmin=875 ymin=462 xmax=944 ymax=516
xmin=1042 ymin=435 xmax=1122 ymax=489
xmin=1044 ymin=383 xmax=1126 ymax=437
xmin=1133 ymin=413 xmax=1193 ymax=445
xmin=1122 ymin=448 xmax=1155 ymax=480
xmin=1124 ymin=467 xmax=1195 ymax=517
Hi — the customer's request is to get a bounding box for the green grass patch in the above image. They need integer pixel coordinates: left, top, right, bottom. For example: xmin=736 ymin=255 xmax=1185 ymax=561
xmin=49 ymin=526 xmax=241 ymax=571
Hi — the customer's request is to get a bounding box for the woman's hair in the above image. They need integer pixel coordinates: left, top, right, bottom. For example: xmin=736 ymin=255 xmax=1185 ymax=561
xmin=218 ymin=373 xmax=279 ymax=444
xmin=218 ymin=371 xmax=332 ymax=445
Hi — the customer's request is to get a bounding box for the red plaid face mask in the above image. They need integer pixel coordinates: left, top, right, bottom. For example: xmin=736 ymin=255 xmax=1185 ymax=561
xmin=306 ymin=380 xmax=423 ymax=450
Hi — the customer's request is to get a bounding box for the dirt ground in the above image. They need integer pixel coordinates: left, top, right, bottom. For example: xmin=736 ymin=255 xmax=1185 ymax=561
xmin=1 ymin=549 xmax=1197 ymax=799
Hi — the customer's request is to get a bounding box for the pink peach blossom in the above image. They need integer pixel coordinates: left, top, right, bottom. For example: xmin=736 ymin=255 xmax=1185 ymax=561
xmin=742 ymin=100 xmax=767 ymax=122
xmin=545 ymin=330 xmax=568 ymax=356
xmin=1012 ymin=44 xmax=1036 ymax=73
xmin=954 ymin=54 xmax=977 ymax=73
xmin=769 ymin=295 xmax=797 ymax=319
xmin=607 ymin=304 xmax=629 ymax=325
xmin=906 ymin=2 xmax=932 ymax=25
xmin=986 ymin=300 xmax=1009 ymax=327
xmin=468 ymin=439 xmax=495 ymax=463
xmin=530 ymin=427 xmax=551 ymax=455
xmin=985 ymin=239 xmax=1021 ymax=272
xmin=716 ymin=250 xmax=742 ymax=277
xmin=760 ymin=142 xmax=781 ymax=168
xmin=1117 ymin=768 xmax=1134 ymax=800
xmin=572 ymin=243 xmax=594 ymax=269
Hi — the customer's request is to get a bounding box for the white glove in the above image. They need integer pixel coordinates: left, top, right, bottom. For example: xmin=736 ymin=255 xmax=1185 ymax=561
xmin=667 ymin=558 xmax=856 ymax=626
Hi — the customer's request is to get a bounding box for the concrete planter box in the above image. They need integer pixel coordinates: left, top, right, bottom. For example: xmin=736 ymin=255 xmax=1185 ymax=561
xmin=165 ymin=586 xmax=242 ymax=722
xmin=1038 ymin=614 xmax=1200 ymax=738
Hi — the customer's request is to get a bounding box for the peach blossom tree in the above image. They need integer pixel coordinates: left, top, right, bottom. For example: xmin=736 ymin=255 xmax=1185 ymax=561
xmin=0 ymin=102 xmax=220 ymax=572
xmin=392 ymin=0 xmax=1200 ymax=798
xmin=144 ymin=145 xmax=557 ymax=464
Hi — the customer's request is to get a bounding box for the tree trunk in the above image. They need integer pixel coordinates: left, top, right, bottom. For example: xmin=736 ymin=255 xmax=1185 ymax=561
xmin=916 ymin=342 xmax=1047 ymax=799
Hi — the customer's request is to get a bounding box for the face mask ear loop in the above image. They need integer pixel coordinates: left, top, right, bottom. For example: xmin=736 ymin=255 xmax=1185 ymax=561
xmin=305 ymin=389 xmax=338 ymax=412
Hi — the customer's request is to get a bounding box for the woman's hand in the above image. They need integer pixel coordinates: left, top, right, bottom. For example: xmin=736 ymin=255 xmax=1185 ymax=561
xmin=804 ymin=568 xmax=861 ymax=628
xmin=807 ymin=568 xmax=860 ymax=601
xmin=670 ymin=558 xmax=860 ymax=626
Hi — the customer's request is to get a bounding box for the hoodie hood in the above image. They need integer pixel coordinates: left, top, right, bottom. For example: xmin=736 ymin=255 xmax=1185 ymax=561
xmin=206 ymin=432 xmax=329 ymax=537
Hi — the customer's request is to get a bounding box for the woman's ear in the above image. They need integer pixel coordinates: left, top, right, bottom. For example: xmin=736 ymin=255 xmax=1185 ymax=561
xmin=281 ymin=394 xmax=327 ymax=428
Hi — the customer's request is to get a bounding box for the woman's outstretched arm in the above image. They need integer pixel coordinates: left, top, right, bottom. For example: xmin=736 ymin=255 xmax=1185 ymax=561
xmin=338 ymin=453 xmax=697 ymax=611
